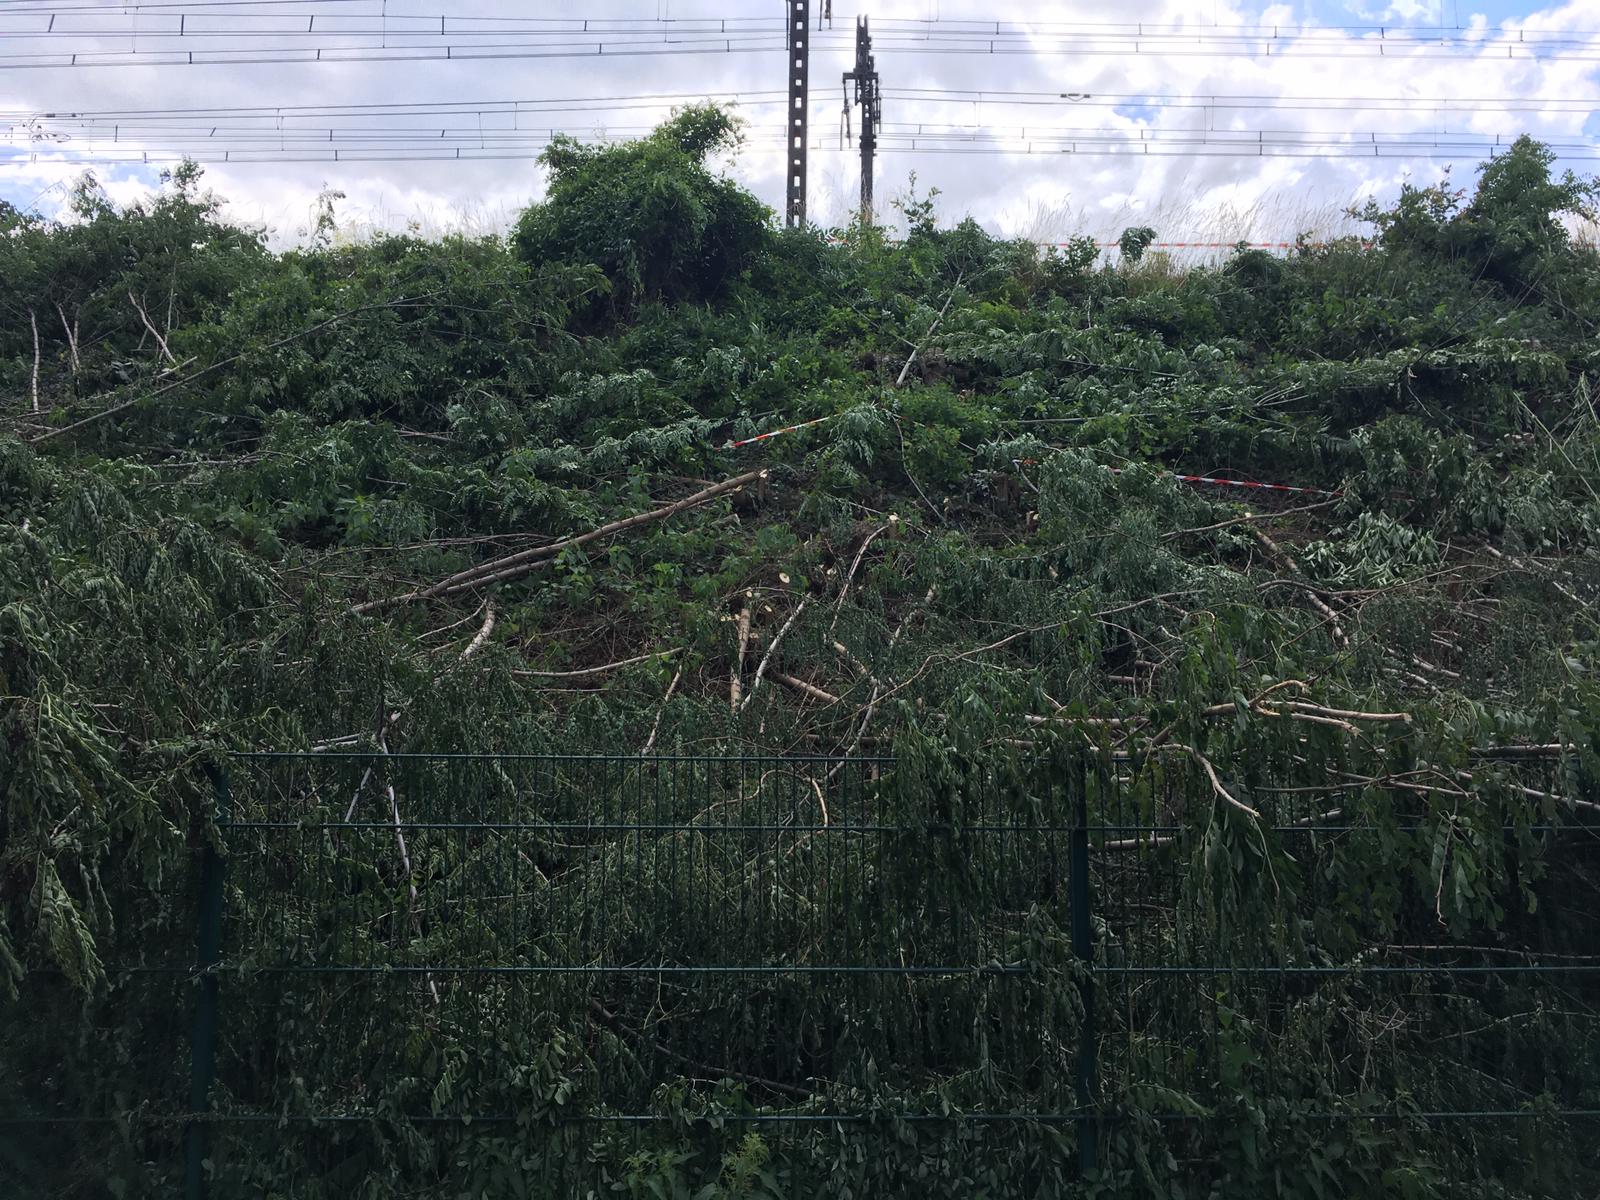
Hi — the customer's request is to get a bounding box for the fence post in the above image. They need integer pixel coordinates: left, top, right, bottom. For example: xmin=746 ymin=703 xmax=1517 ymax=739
xmin=186 ymin=763 xmax=229 ymax=1200
xmin=1069 ymin=755 xmax=1098 ymax=1175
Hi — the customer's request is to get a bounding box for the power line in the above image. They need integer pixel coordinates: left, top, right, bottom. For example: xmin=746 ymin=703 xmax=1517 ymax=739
xmin=8 ymin=18 xmax=1600 ymax=70
xmin=0 ymin=90 xmax=788 ymax=120
xmin=9 ymin=92 xmax=1589 ymax=153
xmin=881 ymin=87 xmax=1600 ymax=115
xmin=10 ymin=130 xmax=1596 ymax=168
xmin=9 ymin=11 xmax=1600 ymax=43
xmin=6 ymin=88 xmax=1591 ymax=125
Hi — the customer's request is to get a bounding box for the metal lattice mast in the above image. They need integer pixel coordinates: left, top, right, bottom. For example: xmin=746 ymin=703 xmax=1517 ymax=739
xmin=843 ymin=14 xmax=880 ymax=226
xmin=785 ymin=0 xmax=810 ymax=228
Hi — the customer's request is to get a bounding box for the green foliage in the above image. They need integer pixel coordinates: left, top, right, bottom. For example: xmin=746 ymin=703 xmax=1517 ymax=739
xmin=1117 ymin=226 xmax=1157 ymax=264
xmin=512 ymin=105 xmax=770 ymax=311
xmin=3 ymin=129 xmax=1600 ymax=1197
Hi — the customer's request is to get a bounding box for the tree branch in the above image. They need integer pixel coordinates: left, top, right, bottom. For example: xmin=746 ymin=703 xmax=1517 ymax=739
xmin=128 ymin=291 xmax=176 ymax=365
xmin=895 ymin=273 xmax=962 ymax=387
xmin=352 ymin=469 xmax=766 ymax=614
xmin=741 ymin=596 xmax=809 ymax=714
xmin=514 ymin=648 xmax=679 ymax=680
xmin=28 ymin=308 xmax=40 ymax=414
xmin=639 ymin=663 xmax=683 ymax=756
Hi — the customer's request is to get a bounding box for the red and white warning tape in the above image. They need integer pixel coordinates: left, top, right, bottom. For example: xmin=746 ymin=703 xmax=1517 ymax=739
xmin=1106 ymin=466 xmax=1342 ymax=498
xmin=723 ymin=414 xmax=836 ymax=450
xmin=1016 ymin=458 xmax=1341 ymax=498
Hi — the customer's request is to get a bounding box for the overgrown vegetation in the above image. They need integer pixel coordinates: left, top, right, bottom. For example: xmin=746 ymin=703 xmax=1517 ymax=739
xmin=2 ymin=119 xmax=1599 ymax=1196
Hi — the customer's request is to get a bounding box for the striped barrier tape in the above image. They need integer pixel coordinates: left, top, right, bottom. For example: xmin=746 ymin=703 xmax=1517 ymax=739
xmin=1085 ymin=241 xmax=1374 ymax=251
xmin=1107 ymin=465 xmax=1341 ymax=497
xmin=821 ymin=235 xmax=1374 ymax=252
xmin=1014 ymin=459 xmax=1341 ymax=498
xmin=723 ymin=414 xmax=836 ymax=450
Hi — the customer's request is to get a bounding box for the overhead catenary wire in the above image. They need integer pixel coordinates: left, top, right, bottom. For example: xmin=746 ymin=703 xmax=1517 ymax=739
xmin=8 ymin=11 xmax=1600 ymax=44
xmin=8 ymin=17 xmax=1600 ymax=70
xmin=11 ymin=130 xmax=1599 ymax=167
xmin=9 ymin=83 xmax=1598 ymax=166
xmin=6 ymin=88 xmax=1596 ymax=130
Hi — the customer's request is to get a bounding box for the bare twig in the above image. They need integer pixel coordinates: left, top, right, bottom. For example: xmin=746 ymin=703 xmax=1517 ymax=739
xmin=458 ymin=600 xmax=496 ymax=661
xmin=741 ymin=596 xmax=809 ymax=714
xmin=128 ymin=291 xmax=176 ymax=364
xmin=1152 ymin=743 xmax=1260 ymax=819
xmin=1273 ymin=700 xmax=1410 ymax=724
xmin=28 ymin=308 xmax=40 ymax=413
xmin=843 ymin=586 xmax=935 ymax=759
xmin=895 ymin=417 xmax=947 ymax=525
xmin=811 ymin=777 xmax=830 ymax=827
xmin=344 ymin=765 xmax=375 ymax=822
xmin=415 ymin=599 xmax=489 ymax=643
xmin=588 ymin=999 xmax=809 ymax=1099
xmin=639 ymin=663 xmax=683 ymax=756
xmin=830 ymin=519 xmax=894 ymax=636
xmin=1163 ymin=498 xmax=1338 ymax=540
xmin=54 ymin=302 xmax=79 ymax=378
xmin=515 ymin=648 xmax=680 ymax=680
xmin=1483 ymin=544 xmax=1590 ymax=610
xmin=896 ymin=273 xmax=962 ymax=387
xmin=378 ymin=730 xmax=439 ymax=1005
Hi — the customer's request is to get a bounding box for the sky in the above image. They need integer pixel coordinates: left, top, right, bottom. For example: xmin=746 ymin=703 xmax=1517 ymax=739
xmin=2 ymin=0 xmax=1598 ymax=248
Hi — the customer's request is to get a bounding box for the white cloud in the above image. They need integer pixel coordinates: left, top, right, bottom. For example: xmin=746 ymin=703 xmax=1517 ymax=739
xmin=2 ymin=0 xmax=1596 ymax=250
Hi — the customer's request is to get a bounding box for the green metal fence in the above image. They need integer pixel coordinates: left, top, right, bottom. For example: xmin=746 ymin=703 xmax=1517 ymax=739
xmin=5 ymin=749 xmax=1599 ymax=1197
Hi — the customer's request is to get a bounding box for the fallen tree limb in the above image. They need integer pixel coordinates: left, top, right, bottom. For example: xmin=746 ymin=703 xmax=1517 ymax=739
xmin=352 ymin=469 xmax=766 ymax=614
xmin=28 ymin=308 xmax=40 ymax=413
xmin=1470 ymin=743 xmax=1572 ymax=758
xmin=1163 ymin=498 xmax=1339 ymax=540
xmin=129 ymin=291 xmax=176 ymax=365
xmin=1151 ymin=743 xmax=1259 ymax=819
xmin=639 ymin=662 xmax=683 ymax=756
xmin=731 ymin=598 xmax=752 ymax=713
xmin=514 ymin=648 xmax=680 ymax=680
xmin=741 ymin=596 xmax=809 ymax=714
xmin=1253 ymin=528 xmax=1348 ymax=647
xmin=458 ymin=600 xmax=496 ymax=662
xmin=774 ymin=672 xmax=843 ymax=705
xmin=830 ymin=519 xmax=894 ymax=636
xmin=895 ymin=273 xmax=962 ymax=388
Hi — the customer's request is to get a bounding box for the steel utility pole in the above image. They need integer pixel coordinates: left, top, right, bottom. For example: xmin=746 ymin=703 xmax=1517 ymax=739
xmin=785 ymin=0 xmax=810 ymax=227
xmin=843 ymin=15 xmax=880 ymax=226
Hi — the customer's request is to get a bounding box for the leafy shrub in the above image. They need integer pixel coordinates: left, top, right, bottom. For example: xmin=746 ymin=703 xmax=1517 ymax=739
xmin=512 ymin=105 xmax=771 ymax=311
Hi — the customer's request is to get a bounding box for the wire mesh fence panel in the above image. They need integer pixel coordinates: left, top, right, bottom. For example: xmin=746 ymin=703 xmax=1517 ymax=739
xmin=206 ymin=750 xmax=1093 ymax=1189
xmin=1084 ymin=755 xmax=1600 ymax=1176
xmin=8 ymin=748 xmax=1598 ymax=1196
xmin=0 ymin=838 xmax=201 ymax=1194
